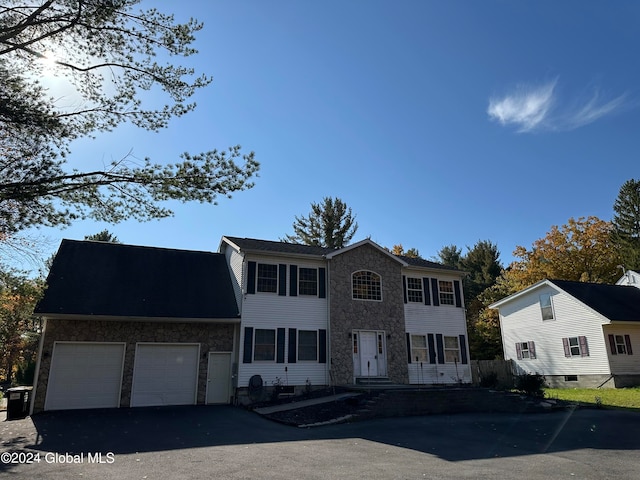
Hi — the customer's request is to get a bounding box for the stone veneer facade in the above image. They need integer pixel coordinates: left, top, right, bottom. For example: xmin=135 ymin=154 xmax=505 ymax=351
xmin=33 ymin=319 xmax=235 ymax=413
xmin=329 ymin=244 xmax=409 ymax=385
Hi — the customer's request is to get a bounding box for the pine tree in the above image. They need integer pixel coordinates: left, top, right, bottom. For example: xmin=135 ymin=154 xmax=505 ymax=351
xmin=612 ymin=179 xmax=640 ymax=270
xmin=282 ymin=197 xmax=358 ymax=249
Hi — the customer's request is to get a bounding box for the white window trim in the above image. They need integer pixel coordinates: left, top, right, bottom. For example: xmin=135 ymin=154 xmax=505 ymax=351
xmin=443 ymin=335 xmax=461 ymax=363
xmin=540 ymin=293 xmax=554 ymax=320
xmin=297 ymin=329 xmax=319 ymax=362
xmin=298 ymin=267 xmax=319 ymax=297
xmin=438 ymin=280 xmax=455 ymax=306
xmin=410 ymin=334 xmax=428 ymax=363
xmin=407 ymin=277 xmax=423 ymax=303
xmin=256 ymin=263 xmax=279 ymax=294
xmin=352 ymin=270 xmax=383 ymax=302
xmin=253 ymin=328 xmax=276 ymax=362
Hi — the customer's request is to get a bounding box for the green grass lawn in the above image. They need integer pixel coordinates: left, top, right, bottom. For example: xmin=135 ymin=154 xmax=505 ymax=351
xmin=544 ymin=387 xmax=640 ymax=410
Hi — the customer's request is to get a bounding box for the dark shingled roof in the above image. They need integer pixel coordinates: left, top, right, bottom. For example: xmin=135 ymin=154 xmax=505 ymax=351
xmin=551 ymin=279 xmax=640 ymax=322
xmin=223 ymin=236 xmax=335 ymax=256
xmin=35 ymin=240 xmax=239 ymax=319
xmin=223 ymin=237 xmax=459 ymax=272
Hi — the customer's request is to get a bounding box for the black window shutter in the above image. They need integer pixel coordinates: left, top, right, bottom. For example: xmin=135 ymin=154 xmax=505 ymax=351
xmin=427 ymin=334 xmax=436 ymax=364
xmin=459 ymin=334 xmax=468 ymax=364
xmin=289 ymin=265 xmax=298 ymax=297
xmin=608 ymin=334 xmax=617 ymax=355
xmin=319 ymin=268 xmax=327 ymax=298
xmin=276 ymin=328 xmax=285 ymax=363
xmin=515 ymin=342 xmax=523 ymax=360
xmin=436 ymin=334 xmax=445 ymax=364
xmin=247 ymin=262 xmax=256 ymax=294
xmin=243 ymin=327 xmax=253 ymax=363
xmin=402 ymin=276 xmax=407 ymax=304
xmin=431 ymin=278 xmax=440 ymax=306
xmin=625 ymin=334 xmax=633 ymax=355
xmin=406 ymin=333 xmax=412 ymax=363
xmin=288 ymin=328 xmax=297 ymax=363
xmin=319 ymin=329 xmax=327 ymax=363
xmin=453 ymin=280 xmax=462 ymax=308
xmin=278 ymin=264 xmax=287 ymax=296
xmin=423 ymin=278 xmax=431 ymax=305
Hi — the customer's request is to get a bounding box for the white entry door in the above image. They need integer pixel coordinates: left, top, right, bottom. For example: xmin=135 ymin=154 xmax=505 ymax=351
xmin=359 ymin=331 xmax=379 ymax=376
xmin=206 ymin=352 xmax=231 ymax=404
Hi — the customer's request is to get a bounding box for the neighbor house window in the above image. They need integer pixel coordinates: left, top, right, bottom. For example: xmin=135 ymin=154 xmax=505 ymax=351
xmin=444 ymin=336 xmax=460 ymax=363
xmin=254 ymin=329 xmax=276 ymax=361
xmin=439 ymin=281 xmax=455 ymax=305
xmin=411 ymin=335 xmax=428 ymax=363
xmin=298 ymin=267 xmax=318 ymax=296
xmin=407 ymin=277 xmax=423 ymax=303
xmin=516 ymin=341 xmax=537 ymax=360
xmin=539 ymin=293 xmax=554 ymax=320
xmin=563 ymin=336 xmax=589 ymax=357
xmin=298 ymin=330 xmax=318 ymax=361
xmin=608 ymin=334 xmax=633 ymax=355
xmin=257 ymin=263 xmax=278 ymax=293
xmin=352 ymin=271 xmax=382 ymax=301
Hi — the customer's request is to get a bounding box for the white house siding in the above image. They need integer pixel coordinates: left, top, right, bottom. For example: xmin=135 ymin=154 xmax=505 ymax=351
xmin=404 ymin=271 xmax=471 ymax=385
xmin=500 ymin=285 xmax=611 ymax=379
xmin=223 ymin=245 xmax=244 ymax=311
xmin=603 ymin=324 xmax=640 ymax=375
xmin=616 ymin=271 xmax=640 ymax=287
xmin=238 ymin=255 xmax=329 ymax=389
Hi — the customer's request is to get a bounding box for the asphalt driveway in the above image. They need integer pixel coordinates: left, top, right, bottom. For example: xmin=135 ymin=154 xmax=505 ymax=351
xmin=1 ymin=405 xmax=639 ymax=479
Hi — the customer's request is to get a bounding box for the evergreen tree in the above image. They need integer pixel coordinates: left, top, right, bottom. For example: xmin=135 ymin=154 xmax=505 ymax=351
xmin=283 ymin=197 xmax=358 ymax=249
xmin=84 ymin=230 xmax=121 ymax=243
xmin=612 ymin=179 xmax=640 ymax=271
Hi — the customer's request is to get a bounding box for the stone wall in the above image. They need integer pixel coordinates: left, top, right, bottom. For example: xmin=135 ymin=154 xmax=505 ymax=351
xmin=33 ymin=318 xmax=235 ymax=413
xmin=329 ymin=244 xmax=408 ymax=385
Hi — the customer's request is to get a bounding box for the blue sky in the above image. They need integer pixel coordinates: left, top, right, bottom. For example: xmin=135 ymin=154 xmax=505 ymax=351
xmin=20 ymin=1 xmax=640 ymax=270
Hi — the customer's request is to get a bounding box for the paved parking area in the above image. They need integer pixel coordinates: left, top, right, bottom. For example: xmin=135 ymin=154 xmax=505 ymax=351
xmin=1 ymin=406 xmax=639 ymax=479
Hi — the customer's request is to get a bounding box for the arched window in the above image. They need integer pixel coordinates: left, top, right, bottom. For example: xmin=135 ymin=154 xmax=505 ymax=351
xmin=352 ymin=270 xmax=382 ymax=301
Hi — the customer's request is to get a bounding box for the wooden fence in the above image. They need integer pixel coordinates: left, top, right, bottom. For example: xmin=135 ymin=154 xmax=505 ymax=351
xmin=470 ymin=359 xmax=516 ymax=389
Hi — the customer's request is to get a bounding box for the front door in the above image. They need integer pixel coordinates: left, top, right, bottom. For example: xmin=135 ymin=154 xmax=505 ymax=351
xmin=206 ymin=352 xmax=231 ymax=404
xmin=360 ymin=331 xmax=378 ymax=376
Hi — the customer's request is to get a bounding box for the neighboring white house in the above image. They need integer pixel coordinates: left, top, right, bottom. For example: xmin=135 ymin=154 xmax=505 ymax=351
xmin=490 ymin=278 xmax=640 ymax=388
xmin=617 ymin=269 xmax=640 ymax=287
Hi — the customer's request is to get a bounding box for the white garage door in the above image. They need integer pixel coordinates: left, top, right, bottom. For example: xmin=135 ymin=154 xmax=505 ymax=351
xmin=45 ymin=342 xmax=125 ymax=411
xmin=131 ymin=344 xmax=200 ymax=407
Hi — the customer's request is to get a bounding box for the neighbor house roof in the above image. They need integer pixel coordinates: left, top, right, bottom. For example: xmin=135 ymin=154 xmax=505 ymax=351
xmin=35 ymin=239 xmax=240 ymax=320
xmin=490 ymin=278 xmax=640 ymax=322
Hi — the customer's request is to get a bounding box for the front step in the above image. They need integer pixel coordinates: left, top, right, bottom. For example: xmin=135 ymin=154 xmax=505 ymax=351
xmin=355 ymin=376 xmax=394 ymax=386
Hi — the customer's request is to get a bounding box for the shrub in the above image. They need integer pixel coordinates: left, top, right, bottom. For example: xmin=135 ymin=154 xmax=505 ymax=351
xmin=479 ymin=372 xmax=499 ymax=389
xmin=515 ymin=373 xmax=546 ymax=397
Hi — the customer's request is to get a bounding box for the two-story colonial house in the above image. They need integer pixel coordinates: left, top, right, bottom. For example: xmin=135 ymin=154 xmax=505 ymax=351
xmin=31 ymin=236 xmax=470 ymax=413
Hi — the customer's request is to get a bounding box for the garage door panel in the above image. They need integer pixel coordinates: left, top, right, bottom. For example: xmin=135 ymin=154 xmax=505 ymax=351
xmin=45 ymin=342 xmax=125 ymax=411
xmin=131 ymin=344 xmax=199 ymax=407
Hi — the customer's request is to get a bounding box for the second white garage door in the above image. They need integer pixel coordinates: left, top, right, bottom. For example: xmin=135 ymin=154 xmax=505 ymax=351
xmin=131 ymin=344 xmax=200 ymax=407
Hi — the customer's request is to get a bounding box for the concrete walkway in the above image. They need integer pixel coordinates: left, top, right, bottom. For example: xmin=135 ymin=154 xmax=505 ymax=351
xmin=253 ymin=392 xmax=361 ymax=414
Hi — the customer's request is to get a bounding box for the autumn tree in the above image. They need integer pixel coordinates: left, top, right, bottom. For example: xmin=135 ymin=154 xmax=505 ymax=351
xmin=282 ymin=197 xmax=358 ymax=249
xmin=390 ymin=244 xmax=422 ymax=258
xmin=0 ymin=1 xmax=259 ymax=237
xmin=0 ymin=268 xmax=44 ymax=384
xmin=612 ymin=178 xmax=640 ymax=271
xmin=505 ymin=216 xmax=621 ymax=287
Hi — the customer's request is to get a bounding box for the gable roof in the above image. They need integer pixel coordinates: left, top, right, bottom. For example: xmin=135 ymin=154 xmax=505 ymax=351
xmin=490 ymin=279 xmax=640 ymax=322
xmin=325 ymin=238 xmax=408 ymax=266
xmin=35 ymin=240 xmax=240 ymax=320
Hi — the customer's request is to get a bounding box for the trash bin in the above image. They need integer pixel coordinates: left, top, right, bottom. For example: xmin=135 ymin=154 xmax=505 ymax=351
xmin=5 ymin=386 xmax=33 ymax=420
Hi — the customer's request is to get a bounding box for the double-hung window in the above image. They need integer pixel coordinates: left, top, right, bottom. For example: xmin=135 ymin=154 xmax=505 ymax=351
xmin=407 ymin=278 xmax=423 ymax=303
xmin=298 ymin=330 xmax=318 ymax=361
xmin=257 ymin=263 xmax=278 ymax=293
xmin=539 ymin=293 xmax=554 ymax=320
xmin=439 ymin=281 xmax=455 ymax=305
xmin=254 ymin=329 xmax=276 ymax=361
xmin=563 ymin=336 xmax=589 ymax=357
xmin=444 ymin=336 xmax=460 ymax=363
xmin=298 ymin=268 xmax=318 ymax=296
xmin=516 ymin=341 xmax=537 ymax=359
xmin=410 ymin=335 xmax=428 ymax=363
xmin=608 ymin=334 xmax=633 ymax=355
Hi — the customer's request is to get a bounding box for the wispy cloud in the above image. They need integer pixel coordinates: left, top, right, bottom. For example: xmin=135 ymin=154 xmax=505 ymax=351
xmin=487 ymin=79 xmax=628 ymax=133
xmin=488 ymin=80 xmax=556 ymax=132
